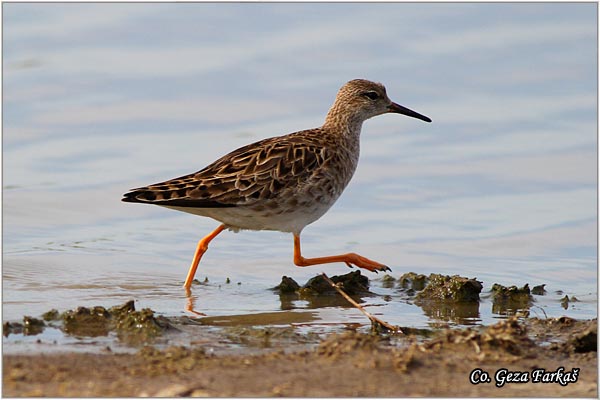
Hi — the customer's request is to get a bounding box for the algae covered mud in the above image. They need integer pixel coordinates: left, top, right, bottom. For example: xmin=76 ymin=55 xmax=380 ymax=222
xmin=3 ymin=313 xmax=597 ymax=396
xmin=3 ymin=288 xmax=598 ymax=397
xmin=3 ymin=271 xmax=598 ymax=396
xmin=2 ymin=270 xmax=595 ymax=354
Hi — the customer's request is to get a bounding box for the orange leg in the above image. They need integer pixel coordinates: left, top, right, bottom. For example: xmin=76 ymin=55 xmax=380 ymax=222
xmin=183 ymin=224 xmax=226 ymax=289
xmin=292 ymin=233 xmax=391 ymax=273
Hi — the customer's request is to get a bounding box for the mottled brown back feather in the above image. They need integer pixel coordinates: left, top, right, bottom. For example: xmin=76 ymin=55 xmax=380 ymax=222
xmin=121 ymin=129 xmax=330 ymax=208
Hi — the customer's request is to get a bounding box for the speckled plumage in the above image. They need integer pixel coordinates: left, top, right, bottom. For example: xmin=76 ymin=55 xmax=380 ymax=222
xmin=122 ymin=128 xmax=350 ymax=233
xmin=122 ymin=79 xmax=431 ymax=290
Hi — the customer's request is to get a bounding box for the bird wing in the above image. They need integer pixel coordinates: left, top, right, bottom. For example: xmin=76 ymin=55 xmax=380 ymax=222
xmin=121 ymin=130 xmax=327 ymax=208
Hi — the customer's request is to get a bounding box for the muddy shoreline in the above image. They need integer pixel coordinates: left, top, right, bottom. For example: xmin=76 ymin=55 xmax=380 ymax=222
xmin=3 ymin=272 xmax=597 ymax=397
xmin=3 ymin=316 xmax=597 ymax=397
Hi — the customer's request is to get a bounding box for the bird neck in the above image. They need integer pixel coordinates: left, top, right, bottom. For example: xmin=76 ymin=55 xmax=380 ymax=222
xmin=322 ymin=104 xmax=365 ymax=139
xmin=320 ymin=112 xmax=362 ymax=163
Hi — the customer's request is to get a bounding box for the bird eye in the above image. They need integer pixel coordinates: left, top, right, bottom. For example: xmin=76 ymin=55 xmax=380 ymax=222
xmin=363 ymin=91 xmax=379 ymax=100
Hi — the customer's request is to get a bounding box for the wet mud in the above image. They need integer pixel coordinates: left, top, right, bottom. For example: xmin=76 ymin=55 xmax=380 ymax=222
xmin=3 ymin=271 xmax=597 ymax=397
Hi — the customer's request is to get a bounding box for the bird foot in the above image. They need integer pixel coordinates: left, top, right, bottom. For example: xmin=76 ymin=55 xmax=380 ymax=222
xmin=343 ymin=254 xmax=391 ymax=274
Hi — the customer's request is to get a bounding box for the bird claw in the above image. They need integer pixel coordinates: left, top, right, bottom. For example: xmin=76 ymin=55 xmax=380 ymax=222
xmin=345 ymin=259 xmax=390 ymax=274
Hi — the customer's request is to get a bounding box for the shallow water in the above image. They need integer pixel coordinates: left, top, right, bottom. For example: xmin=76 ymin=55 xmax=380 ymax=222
xmin=2 ymin=3 xmax=597 ymax=352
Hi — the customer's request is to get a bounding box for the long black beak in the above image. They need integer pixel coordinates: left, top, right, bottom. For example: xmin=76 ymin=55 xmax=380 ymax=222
xmin=388 ymin=102 xmax=432 ymax=123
